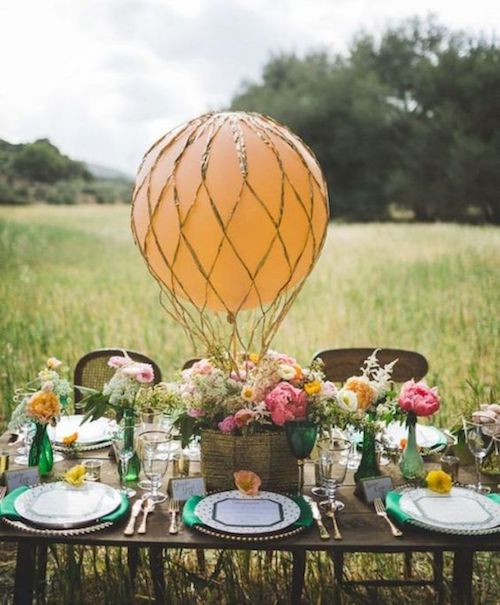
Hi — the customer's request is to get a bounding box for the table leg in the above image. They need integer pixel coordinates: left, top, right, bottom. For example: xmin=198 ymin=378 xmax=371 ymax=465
xmin=291 ymin=550 xmax=306 ymax=605
xmin=127 ymin=546 xmax=140 ymax=584
xmin=452 ymin=550 xmax=474 ymax=605
xmin=14 ymin=543 xmax=36 ymax=605
xmin=148 ymin=546 xmax=167 ymax=605
xmin=35 ymin=544 xmax=48 ymax=604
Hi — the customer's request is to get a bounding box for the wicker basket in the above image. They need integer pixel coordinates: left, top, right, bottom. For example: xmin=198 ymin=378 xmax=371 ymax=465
xmin=200 ymin=429 xmax=298 ymax=493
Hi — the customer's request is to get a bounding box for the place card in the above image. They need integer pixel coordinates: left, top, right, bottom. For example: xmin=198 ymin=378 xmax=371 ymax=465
xmin=168 ymin=476 xmax=206 ymax=502
xmin=359 ymin=475 xmax=394 ymax=503
xmin=5 ymin=468 xmax=40 ymax=493
xmin=212 ymin=497 xmax=283 ymax=527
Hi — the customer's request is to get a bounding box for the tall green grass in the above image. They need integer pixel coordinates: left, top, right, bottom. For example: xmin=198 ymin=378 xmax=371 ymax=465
xmin=0 ymin=206 xmax=499 ymax=604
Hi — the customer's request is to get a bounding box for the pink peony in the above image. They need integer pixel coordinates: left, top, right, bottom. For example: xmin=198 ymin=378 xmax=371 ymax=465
xmin=108 ymin=355 xmax=129 ymax=368
xmin=399 ymin=380 xmax=440 ymax=417
xmin=265 ymin=382 xmax=307 ymax=426
xmin=234 ymin=408 xmax=255 ymax=428
xmin=187 ymin=407 xmax=205 ymax=418
xmin=218 ymin=415 xmax=236 ymax=433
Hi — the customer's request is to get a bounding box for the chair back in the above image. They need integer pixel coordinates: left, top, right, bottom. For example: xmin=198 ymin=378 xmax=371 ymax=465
xmin=74 ymin=348 xmax=162 ymax=407
xmin=312 ymin=348 xmax=428 ymax=384
xmin=182 ymin=358 xmax=201 ymax=370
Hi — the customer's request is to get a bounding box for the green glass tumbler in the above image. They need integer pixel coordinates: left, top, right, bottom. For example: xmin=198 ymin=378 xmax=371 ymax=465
xmin=28 ymin=422 xmax=54 ymax=477
xmin=284 ymin=420 xmax=318 ymax=495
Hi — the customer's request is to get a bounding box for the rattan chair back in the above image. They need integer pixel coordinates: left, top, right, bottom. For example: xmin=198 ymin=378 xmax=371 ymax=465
xmin=312 ymin=348 xmax=428 ymax=383
xmin=74 ymin=348 xmax=162 ymax=407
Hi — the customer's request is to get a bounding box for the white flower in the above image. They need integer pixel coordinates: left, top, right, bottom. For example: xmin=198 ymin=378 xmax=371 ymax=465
xmin=376 ymin=404 xmax=389 ymax=416
xmin=278 ymin=364 xmax=296 ymax=380
xmin=41 ymin=381 xmax=54 ymax=392
xmin=337 ymin=388 xmax=358 ymax=412
xmin=47 ymin=357 xmax=63 ymax=370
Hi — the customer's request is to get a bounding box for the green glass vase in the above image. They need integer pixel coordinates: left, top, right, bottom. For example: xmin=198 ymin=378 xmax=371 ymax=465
xmin=284 ymin=420 xmax=318 ymax=495
xmin=399 ymin=415 xmax=425 ymax=481
xmin=354 ymin=427 xmax=381 ymax=483
xmin=28 ymin=422 xmax=54 ymax=476
xmin=119 ymin=409 xmax=141 ymax=482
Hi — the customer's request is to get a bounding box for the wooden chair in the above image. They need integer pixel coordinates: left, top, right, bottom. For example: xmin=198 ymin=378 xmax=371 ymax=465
xmin=311 ymin=347 xmax=443 ymax=604
xmin=74 ymin=348 xmax=162 ymax=410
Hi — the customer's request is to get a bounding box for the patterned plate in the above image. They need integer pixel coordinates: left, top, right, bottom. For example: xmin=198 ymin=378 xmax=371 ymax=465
xmin=399 ymin=486 xmax=500 ymax=535
xmin=15 ymin=481 xmax=121 ymax=529
xmin=194 ymin=490 xmax=301 ymax=535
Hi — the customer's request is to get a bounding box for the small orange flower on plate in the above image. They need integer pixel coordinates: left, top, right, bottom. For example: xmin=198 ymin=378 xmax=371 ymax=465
xmin=234 ymin=470 xmax=261 ymax=496
xmin=62 ymin=432 xmax=78 ymax=446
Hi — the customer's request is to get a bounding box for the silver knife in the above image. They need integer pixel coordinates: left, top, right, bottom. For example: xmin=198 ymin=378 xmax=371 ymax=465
xmin=123 ymin=498 xmax=144 ymax=536
xmin=304 ymin=496 xmax=330 ymax=540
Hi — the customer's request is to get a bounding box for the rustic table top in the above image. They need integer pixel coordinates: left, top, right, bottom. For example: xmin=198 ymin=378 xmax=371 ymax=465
xmin=1 ymin=431 xmax=499 ymax=552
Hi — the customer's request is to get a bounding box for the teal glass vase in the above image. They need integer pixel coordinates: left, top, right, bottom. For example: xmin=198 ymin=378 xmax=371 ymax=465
xmin=284 ymin=420 xmax=318 ymax=495
xmin=28 ymin=422 xmax=54 ymax=476
xmin=399 ymin=415 xmax=425 ymax=481
xmin=119 ymin=408 xmax=141 ymax=482
xmin=354 ymin=427 xmax=381 ymax=483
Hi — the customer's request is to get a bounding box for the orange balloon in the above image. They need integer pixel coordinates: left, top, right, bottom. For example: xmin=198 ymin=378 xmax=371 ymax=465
xmin=131 ymin=112 xmax=329 ymax=313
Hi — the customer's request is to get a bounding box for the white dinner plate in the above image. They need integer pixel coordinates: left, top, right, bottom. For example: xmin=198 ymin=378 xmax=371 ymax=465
xmin=194 ymin=490 xmax=301 ymax=535
xmin=384 ymin=422 xmax=447 ymax=450
xmin=48 ymin=415 xmax=115 ymax=445
xmin=399 ymin=487 xmax=500 ymax=535
xmin=15 ymin=482 xmax=122 ymax=529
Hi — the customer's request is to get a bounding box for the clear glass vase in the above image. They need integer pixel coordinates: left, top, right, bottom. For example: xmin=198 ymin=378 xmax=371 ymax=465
xmin=28 ymin=422 xmax=54 ymax=476
xmin=399 ymin=415 xmax=425 ymax=481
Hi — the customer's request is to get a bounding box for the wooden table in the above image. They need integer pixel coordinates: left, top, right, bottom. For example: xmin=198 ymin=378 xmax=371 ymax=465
xmin=0 ymin=433 xmax=498 ymax=605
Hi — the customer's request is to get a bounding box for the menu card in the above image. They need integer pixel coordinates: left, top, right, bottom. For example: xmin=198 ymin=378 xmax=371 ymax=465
xmin=213 ymin=498 xmax=283 ymax=527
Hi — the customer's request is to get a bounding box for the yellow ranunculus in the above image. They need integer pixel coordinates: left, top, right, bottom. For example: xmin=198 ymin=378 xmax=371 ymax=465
xmin=64 ymin=464 xmax=86 ymax=487
xmin=248 ymin=353 xmax=260 ymax=364
xmin=62 ymin=432 xmax=78 ymax=446
xmin=304 ymin=380 xmax=321 ymax=395
xmin=426 ymin=470 xmax=452 ymax=494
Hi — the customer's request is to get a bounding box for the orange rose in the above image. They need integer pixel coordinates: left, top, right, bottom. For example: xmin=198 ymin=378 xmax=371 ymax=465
xmin=63 ymin=432 xmax=78 ymax=445
xmin=344 ymin=377 xmax=377 ymax=411
xmin=234 ymin=470 xmax=261 ymax=496
xmin=26 ymin=390 xmax=61 ymax=424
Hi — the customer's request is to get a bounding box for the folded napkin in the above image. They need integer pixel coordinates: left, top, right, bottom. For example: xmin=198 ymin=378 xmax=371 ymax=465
xmin=0 ymin=486 xmax=130 ymax=524
xmin=183 ymin=494 xmax=313 ymax=529
xmin=386 ymin=490 xmax=500 ymax=526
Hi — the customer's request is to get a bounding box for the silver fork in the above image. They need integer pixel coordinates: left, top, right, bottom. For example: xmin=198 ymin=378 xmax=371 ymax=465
xmin=374 ymin=497 xmax=402 ymax=537
xmin=168 ymin=499 xmax=179 ymax=534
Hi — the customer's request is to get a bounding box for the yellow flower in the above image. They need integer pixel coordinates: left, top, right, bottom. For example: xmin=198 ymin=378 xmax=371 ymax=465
xmin=64 ymin=464 xmax=86 ymax=487
xmin=248 ymin=353 xmax=260 ymax=364
xmin=26 ymin=390 xmax=61 ymax=424
xmin=304 ymin=380 xmax=321 ymax=396
xmin=426 ymin=470 xmax=452 ymax=494
xmin=62 ymin=432 xmax=78 ymax=446
xmin=344 ymin=376 xmax=377 ymax=411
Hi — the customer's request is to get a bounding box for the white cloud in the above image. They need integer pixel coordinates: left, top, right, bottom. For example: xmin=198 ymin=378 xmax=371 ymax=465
xmin=0 ymin=0 xmax=498 ymax=174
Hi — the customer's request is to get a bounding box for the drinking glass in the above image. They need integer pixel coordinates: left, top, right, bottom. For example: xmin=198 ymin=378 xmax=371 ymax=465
xmin=462 ymin=419 xmax=495 ymax=494
xmin=285 ymin=420 xmax=318 ymax=495
xmin=137 ymin=413 xmax=169 ymax=490
xmin=318 ymin=437 xmax=351 ymax=513
xmin=14 ymin=421 xmax=36 ymax=465
xmin=339 ymin=425 xmax=361 ymax=470
xmin=111 ymin=426 xmax=137 ymax=498
xmin=139 ymin=431 xmax=171 ymax=504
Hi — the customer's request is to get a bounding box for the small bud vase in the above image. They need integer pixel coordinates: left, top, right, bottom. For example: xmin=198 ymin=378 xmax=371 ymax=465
xmin=28 ymin=422 xmax=54 ymax=476
xmin=354 ymin=426 xmax=381 ymax=484
xmin=399 ymin=414 xmax=425 ymax=481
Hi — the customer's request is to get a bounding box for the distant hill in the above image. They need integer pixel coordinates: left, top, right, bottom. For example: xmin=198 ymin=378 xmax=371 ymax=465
xmin=0 ymin=137 xmax=133 ymax=205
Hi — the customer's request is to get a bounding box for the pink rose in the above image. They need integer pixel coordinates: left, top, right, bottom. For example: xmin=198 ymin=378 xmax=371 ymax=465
xmin=234 ymin=408 xmax=255 ymax=428
xmin=187 ymin=407 xmax=205 ymax=418
xmin=399 ymin=380 xmax=440 ymax=417
xmin=108 ymin=355 xmax=129 ymax=368
xmin=265 ymin=382 xmax=307 ymax=426
xmin=218 ymin=415 xmax=236 ymax=433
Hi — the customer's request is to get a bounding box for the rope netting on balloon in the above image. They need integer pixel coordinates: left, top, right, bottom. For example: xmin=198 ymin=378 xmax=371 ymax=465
xmin=131 ymin=112 xmax=329 ymax=369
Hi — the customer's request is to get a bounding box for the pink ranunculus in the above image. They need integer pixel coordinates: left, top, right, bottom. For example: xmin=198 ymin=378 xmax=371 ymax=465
xmin=108 ymin=355 xmax=129 ymax=368
xmin=399 ymin=380 xmax=440 ymax=417
xmin=187 ymin=407 xmax=205 ymax=418
xmin=122 ymin=362 xmax=154 ymax=383
xmin=191 ymin=359 xmax=214 ymax=375
xmin=218 ymin=415 xmax=236 ymax=433
xmin=234 ymin=408 xmax=255 ymax=428
xmin=265 ymin=382 xmax=307 ymax=426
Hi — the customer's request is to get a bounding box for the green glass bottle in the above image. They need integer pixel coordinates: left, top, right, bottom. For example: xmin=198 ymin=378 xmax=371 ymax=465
xmin=354 ymin=426 xmax=381 ymax=484
xmin=28 ymin=422 xmax=54 ymax=477
xmin=120 ymin=408 xmax=141 ymax=482
xmin=399 ymin=414 xmax=425 ymax=482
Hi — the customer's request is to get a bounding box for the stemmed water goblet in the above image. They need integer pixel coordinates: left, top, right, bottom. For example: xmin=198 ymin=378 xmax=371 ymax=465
xmin=14 ymin=420 xmax=36 ymax=465
xmin=111 ymin=425 xmax=137 ymax=498
xmin=462 ymin=418 xmax=496 ymax=494
xmin=139 ymin=431 xmax=171 ymax=504
xmin=284 ymin=420 xmax=318 ymax=495
xmin=318 ymin=437 xmax=351 ymax=513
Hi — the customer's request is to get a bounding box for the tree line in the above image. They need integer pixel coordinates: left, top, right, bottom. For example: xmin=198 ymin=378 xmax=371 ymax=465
xmin=230 ymin=17 xmax=500 ymax=223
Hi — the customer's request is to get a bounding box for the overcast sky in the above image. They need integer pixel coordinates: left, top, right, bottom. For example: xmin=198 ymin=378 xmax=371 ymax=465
xmin=0 ymin=0 xmax=498 ymax=175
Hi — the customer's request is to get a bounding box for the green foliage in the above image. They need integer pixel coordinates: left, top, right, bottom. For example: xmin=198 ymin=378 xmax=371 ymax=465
xmin=230 ymin=16 xmax=500 ymax=223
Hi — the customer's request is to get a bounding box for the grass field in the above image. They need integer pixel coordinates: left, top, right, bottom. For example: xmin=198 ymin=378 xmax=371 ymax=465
xmin=0 ymin=205 xmax=499 ymax=604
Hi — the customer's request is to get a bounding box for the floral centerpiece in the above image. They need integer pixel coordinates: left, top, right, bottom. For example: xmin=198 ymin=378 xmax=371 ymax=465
xmin=80 ymin=353 xmax=155 ymax=482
